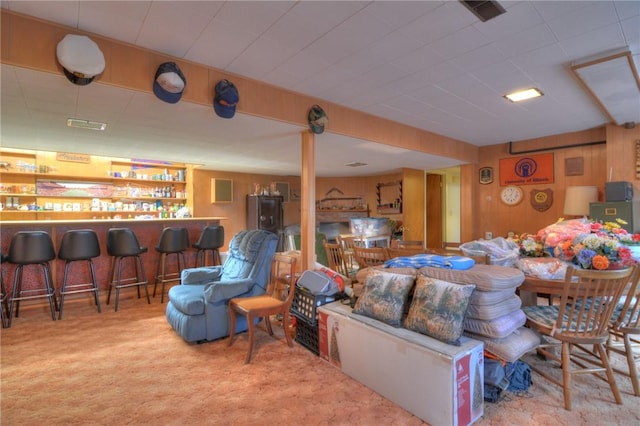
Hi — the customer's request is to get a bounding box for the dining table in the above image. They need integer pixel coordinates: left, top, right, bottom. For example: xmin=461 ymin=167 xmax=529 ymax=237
xmin=517 ymin=275 xmax=565 ymax=306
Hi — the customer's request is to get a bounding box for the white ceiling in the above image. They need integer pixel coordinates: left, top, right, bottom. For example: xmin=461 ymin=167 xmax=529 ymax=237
xmin=1 ymin=1 xmax=639 ymax=177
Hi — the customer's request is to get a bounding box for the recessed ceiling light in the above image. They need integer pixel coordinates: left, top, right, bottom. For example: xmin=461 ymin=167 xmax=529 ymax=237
xmin=67 ymin=118 xmax=107 ymax=131
xmin=344 ymin=161 xmax=367 ymax=167
xmin=503 ymin=88 xmax=543 ymax=103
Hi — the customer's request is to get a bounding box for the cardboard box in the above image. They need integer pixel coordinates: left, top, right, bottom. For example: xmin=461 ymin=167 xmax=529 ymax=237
xmin=318 ymin=302 xmax=484 ymax=426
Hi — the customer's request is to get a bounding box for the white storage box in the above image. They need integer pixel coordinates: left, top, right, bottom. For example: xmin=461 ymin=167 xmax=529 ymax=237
xmin=318 ymin=302 xmax=484 ymax=426
xmin=350 ymin=217 xmax=389 ymax=237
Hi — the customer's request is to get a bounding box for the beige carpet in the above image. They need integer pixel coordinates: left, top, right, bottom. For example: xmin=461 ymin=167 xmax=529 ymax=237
xmin=2 ymin=294 xmax=640 ymax=426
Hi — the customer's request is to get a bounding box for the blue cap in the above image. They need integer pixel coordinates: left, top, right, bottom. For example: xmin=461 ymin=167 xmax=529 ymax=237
xmin=214 ymin=79 xmax=239 ymax=118
xmin=153 ymin=62 xmax=186 ymax=104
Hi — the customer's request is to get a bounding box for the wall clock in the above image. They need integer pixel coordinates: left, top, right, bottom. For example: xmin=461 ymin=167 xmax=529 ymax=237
xmin=500 ymin=185 xmax=524 ymax=206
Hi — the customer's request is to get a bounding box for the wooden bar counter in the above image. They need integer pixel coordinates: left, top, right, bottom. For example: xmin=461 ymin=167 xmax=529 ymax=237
xmin=0 ymin=217 xmax=226 ymax=298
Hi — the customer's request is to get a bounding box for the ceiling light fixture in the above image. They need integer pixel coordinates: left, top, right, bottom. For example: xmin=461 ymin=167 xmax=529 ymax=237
xmin=67 ymin=118 xmax=107 ymax=131
xmin=570 ymin=48 xmax=640 ymax=126
xmin=503 ymin=88 xmax=543 ymax=103
xmin=344 ymin=161 xmax=367 ymax=167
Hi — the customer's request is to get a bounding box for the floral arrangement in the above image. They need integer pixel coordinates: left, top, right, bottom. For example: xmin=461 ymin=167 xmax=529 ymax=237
xmin=507 ymin=233 xmax=548 ymax=258
xmin=537 ymin=218 xmax=640 ymax=270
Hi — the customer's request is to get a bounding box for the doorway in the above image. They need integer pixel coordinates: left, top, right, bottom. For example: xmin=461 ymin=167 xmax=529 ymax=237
xmin=426 ymin=173 xmax=443 ymax=248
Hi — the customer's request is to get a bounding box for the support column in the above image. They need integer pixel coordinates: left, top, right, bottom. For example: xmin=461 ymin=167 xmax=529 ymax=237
xmin=300 ymin=131 xmax=316 ymax=271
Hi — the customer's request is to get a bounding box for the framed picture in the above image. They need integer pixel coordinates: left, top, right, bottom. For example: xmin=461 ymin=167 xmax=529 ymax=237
xmin=479 ymin=167 xmax=493 ymax=184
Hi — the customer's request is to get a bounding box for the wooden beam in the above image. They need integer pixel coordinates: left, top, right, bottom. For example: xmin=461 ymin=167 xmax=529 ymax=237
xmin=300 ymin=131 xmax=315 ymax=271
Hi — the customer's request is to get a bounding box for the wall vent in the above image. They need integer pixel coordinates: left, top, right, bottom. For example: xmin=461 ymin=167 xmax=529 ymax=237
xmin=459 ymin=1 xmax=506 ymax=22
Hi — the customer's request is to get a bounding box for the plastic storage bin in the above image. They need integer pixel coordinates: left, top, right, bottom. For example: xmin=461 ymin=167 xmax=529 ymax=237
xmin=295 ymin=317 xmax=319 ymax=355
xmin=290 ymin=286 xmax=337 ymax=325
xmin=350 ymin=217 xmax=389 ymax=237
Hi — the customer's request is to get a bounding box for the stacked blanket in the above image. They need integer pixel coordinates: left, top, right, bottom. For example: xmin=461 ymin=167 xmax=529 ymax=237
xmin=384 ymin=253 xmax=475 ymax=270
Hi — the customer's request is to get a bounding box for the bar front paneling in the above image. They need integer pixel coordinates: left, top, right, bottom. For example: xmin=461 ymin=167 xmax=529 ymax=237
xmin=0 ymin=217 xmax=225 ymax=300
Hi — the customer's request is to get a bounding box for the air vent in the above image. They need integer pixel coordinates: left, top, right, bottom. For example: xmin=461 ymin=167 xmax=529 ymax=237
xmin=67 ymin=118 xmax=107 ymax=131
xmin=344 ymin=162 xmax=367 ymax=168
xmin=459 ymin=1 xmax=506 ymax=22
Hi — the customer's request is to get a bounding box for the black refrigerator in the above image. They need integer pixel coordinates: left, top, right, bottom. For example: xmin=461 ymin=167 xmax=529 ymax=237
xmin=247 ymin=195 xmax=284 ymax=250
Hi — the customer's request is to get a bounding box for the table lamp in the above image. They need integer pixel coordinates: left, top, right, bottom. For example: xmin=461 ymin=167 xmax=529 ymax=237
xmin=563 ymin=186 xmax=598 ymax=217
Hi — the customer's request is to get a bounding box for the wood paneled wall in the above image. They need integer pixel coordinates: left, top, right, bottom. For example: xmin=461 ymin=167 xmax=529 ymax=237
xmin=474 ymin=125 xmax=640 ymax=240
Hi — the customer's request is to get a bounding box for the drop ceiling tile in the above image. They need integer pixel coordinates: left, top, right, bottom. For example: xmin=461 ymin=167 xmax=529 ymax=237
xmin=135 ymin=2 xmax=220 ymax=58
xmin=492 ymin=23 xmax=557 ymax=58
xmin=4 ymin=0 xmax=79 ymax=28
xmin=472 ymin=1 xmax=542 ymax=42
xmin=215 ymin=1 xmax=289 ymax=36
xmin=392 ymin=44 xmax=446 ymax=74
xmin=451 ymin=44 xmax=508 ymax=73
xmin=546 ymin=2 xmax=619 ymax=41
xmin=430 ymin=26 xmax=489 ymax=60
xmin=366 ymin=0 xmax=443 ymax=29
xmin=228 ymin=36 xmax=298 ymax=80
xmin=185 ymin=18 xmax=258 ymax=70
xmin=276 ymin=50 xmax=333 ymax=83
xmin=77 ymin=1 xmax=151 ymax=45
xmin=621 ymin=15 xmax=640 ymax=51
xmin=559 ymin=23 xmax=627 ymax=59
xmin=400 ymin=2 xmax=474 ymax=45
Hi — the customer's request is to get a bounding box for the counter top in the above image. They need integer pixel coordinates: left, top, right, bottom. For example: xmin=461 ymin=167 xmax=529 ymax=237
xmin=0 ymin=217 xmax=227 ymax=226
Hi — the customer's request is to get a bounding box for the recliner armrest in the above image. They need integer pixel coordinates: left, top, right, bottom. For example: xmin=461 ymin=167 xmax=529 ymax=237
xmin=203 ymin=279 xmax=255 ymax=302
xmin=181 ymin=266 xmax=223 ymax=284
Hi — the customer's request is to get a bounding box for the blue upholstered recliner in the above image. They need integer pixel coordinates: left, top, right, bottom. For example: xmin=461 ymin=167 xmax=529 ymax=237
xmin=166 ymin=229 xmax=278 ymax=343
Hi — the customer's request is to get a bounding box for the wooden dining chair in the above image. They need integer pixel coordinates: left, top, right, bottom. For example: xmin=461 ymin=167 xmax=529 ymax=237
xmin=442 ymin=241 xmax=461 ymax=250
xmin=227 ymin=254 xmax=297 ymax=363
xmin=337 ymin=234 xmax=360 ymax=271
xmin=522 ymin=265 xmax=637 ymax=410
xmin=352 ymin=246 xmax=388 ymax=268
xmin=425 ymin=247 xmax=490 ymax=265
xmin=397 ymin=240 xmax=423 ymax=249
xmin=607 ymin=266 xmax=640 ymax=396
xmin=385 ymin=246 xmax=425 ymax=259
xmin=323 ymin=241 xmax=349 ymax=277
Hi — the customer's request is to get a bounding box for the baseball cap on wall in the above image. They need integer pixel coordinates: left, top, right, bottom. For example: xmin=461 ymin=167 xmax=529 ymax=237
xmin=153 ymin=62 xmax=187 ymax=104
xmin=56 ymin=34 xmax=105 ymax=86
xmin=214 ymin=79 xmax=239 ymax=118
xmin=308 ymin=105 xmax=328 ymax=134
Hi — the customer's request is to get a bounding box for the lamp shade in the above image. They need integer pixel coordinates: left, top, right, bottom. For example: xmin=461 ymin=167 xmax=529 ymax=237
xmin=564 ymin=186 xmax=598 ymax=217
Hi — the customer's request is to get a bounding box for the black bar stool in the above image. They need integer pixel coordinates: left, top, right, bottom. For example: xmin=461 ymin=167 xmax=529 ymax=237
xmin=153 ymin=227 xmax=189 ymax=303
xmin=7 ymin=231 xmax=58 ymax=327
xmin=106 ymin=228 xmax=150 ymax=312
xmin=1 ymin=252 xmax=9 ymax=328
xmin=57 ymin=229 xmax=102 ymax=319
xmin=193 ymin=225 xmax=224 ymax=267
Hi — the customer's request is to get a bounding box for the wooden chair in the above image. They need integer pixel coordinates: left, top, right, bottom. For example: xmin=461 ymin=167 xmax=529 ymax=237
xmin=523 ymin=265 xmax=637 ymax=410
xmin=442 ymin=241 xmax=461 ymax=250
xmin=323 ymin=241 xmax=348 ymax=277
xmin=352 ymin=246 xmax=388 ymax=268
xmin=397 ymin=240 xmax=423 ymax=249
xmin=227 ymin=254 xmax=297 ymax=363
xmin=425 ymin=247 xmax=490 ymax=265
xmin=385 ymin=246 xmax=425 ymax=259
xmin=607 ymin=266 xmax=640 ymax=396
xmin=337 ymin=234 xmax=360 ymax=270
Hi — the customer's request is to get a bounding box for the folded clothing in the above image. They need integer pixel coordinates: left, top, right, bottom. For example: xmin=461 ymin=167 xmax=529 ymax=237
xmin=466 ymin=294 xmax=522 ymax=321
xmin=419 ymin=264 xmax=524 ymax=291
xmin=463 ymin=309 xmax=526 ymax=339
xmin=384 ymin=254 xmax=475 ymax=270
